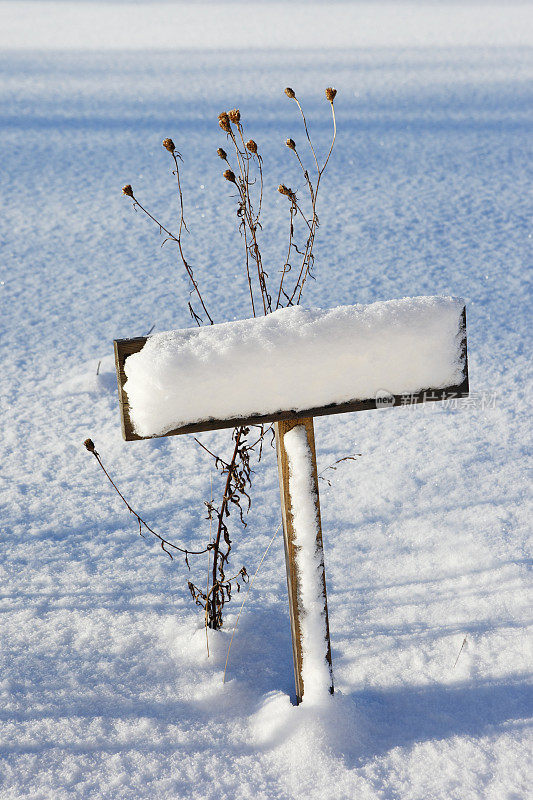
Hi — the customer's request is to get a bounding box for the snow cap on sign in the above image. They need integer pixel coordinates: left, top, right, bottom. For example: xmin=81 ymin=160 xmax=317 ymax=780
xmin=123 ymin=296 xmax=466 ymax=438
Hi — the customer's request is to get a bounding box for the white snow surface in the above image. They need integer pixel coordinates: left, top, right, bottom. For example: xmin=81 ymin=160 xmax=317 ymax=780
xmin=1 ymin=2 xmax=532 ymax=799
xmin=285 ymin=425 xmax=333 ymax=703
xmin=1 ymin=2 xmax=530 ymax=51
xmin=124 ymin=297 xmax=465 ymax=437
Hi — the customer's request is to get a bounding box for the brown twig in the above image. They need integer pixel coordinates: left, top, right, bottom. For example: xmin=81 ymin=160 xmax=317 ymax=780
xmin=122 ymin=181 xmax=213 ymax=326
xmin=205 ymin=473 xmax=213 ymax=657
xmin=221 ymin=114 xmax=271 ymax=316
xmin=276 ymin=194 xmax=297 ymax=309
xmin=318 ymin=454 xmax=361 ymax=486
xmin=84 ymin=439 xmax=210 ymax=565
xmin=453 ymin=636 xmax=468 ymax=668
xmin=280 ymin=88 xmax=337 ymax=307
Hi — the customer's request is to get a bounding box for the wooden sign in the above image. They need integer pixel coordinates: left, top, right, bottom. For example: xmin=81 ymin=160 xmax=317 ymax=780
xmin=114 ymin=299 xmax=468 ymax=702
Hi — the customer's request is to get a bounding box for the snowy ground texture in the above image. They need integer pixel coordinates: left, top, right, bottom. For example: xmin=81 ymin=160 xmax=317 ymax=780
xmin=1 ymin=2 xmax=532 ymax=798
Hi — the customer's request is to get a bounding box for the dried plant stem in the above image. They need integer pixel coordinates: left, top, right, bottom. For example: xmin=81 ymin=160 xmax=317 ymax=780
xmin=240 ymin=185 xmax=268 ymax=315
xmin=321 ymin=100 xmax=337 ymax=175
xmin=295 ymin=103 xmax=336 ymax=304
xmin=295 ymin=149 xmax=315 ymax=205
xmin=208 ymin=428 xmax=244 ymax=628
xmin=242 ymin=223 xmax=256 ymax=317
xmin=230 ymin=129 xmax=247 ymax=187
xmin=170 ymin=151 xmax=187 ymax=238
xmin=223 ymin=523 xmax=282 ymax=684
xmin=84 ymin=440 xmax=210 ymax=564
xmin=226 ymin=125 xmax=270 ymax=316
xmin=228 ymin=133 xmax=259 ymax=315
xmin=294 ymin=198 xmax=313 ymax=233
xmin=205 ymin=473 xmax=213 ymax=657
xmin=276 ymin=198 xmax=297 ymax=309
xmin=236 ymin=126 xmax=251 ymax=187
xmin=206 ymin=566 xmax=248 ymax=607
xmin=128 ymin=192 xmax=213 ymax=326
xmin=318 ymin=453 xmax=361 ymax=486
xmin=453 ymin=636 xmax=468 ymax=668
xmin=282 ymin=96 xmax=337 ymax=307
xmin=257 ymin=157 xmax=264 ymax=221
xmin=295 ymin=97 xmax=320 ymax=176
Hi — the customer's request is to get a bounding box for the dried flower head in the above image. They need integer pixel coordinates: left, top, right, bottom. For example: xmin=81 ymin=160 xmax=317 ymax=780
xmin=228 ymin=108 xmax=241 ymax=124
xmin=122 ymin=184 xmax=134 ymax=197
xmin=162 ymin=138 xmax=175 ymax=153
xmin=325 ymin=87 xmax=337 ymax=102
xmin=278 ymin=183 xmax=294 ymax=198
xmin=285 ymin=87 xmax=296 ymax=99
xmin=84 ymin=438 xmax=97 ymax=454
xmin=223 ymin=169 xmax=236 ymax=183
xmin=285 ymin=138 xmax=296 ymax=150
xmin=245 ymin=139 xmax=258 ymax=154
xmin=217 ymin=147 xmax=227 ymax=160
xmin=218 ymin=112 xmax=231 ymax=133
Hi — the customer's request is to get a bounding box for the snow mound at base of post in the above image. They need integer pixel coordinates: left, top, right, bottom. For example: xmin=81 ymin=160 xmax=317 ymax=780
xmin=124 ymin=296 xmax=465 ymax=437
xmin=285 ymin=425 xmax=332 ymax=703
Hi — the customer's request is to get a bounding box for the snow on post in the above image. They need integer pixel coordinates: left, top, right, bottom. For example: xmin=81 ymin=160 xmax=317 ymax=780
xmin=121 ymin=296 xmax=466 ymax=439
xmin=284 ymin=425 xmax=333 ymax=703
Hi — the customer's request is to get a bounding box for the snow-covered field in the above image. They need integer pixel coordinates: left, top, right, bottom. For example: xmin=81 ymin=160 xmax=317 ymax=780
xmin=1 ymin=2 xmax=532 ymax=798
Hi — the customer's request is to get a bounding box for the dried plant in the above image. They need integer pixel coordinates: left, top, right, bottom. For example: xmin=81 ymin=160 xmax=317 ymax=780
xmin=88 ymin=87 xmax=337 ymax=634
xmin=318 ymin=454 xmax=361 ymax=487
xmin=83 ymin=439 xmax=211 ymax=566
xmin=190 ymin=424 xmax=271 ymax=629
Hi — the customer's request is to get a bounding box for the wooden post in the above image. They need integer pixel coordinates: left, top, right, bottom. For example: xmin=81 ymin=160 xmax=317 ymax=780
xmin=275 ymin=418 xmax=334 ymax=703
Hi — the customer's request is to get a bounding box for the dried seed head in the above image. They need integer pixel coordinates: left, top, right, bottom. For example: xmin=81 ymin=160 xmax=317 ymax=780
xmin=218 ymin=112 xmax=231 ymax=133
xmin=223 ymin=169 xmax=236 ymax=183
xmin=217 ymin=147 xmax=227 ymax=160
xmin=122 ymin=184 xmax=134 ymax=197
xmin=228 ymin=108 xmax=240 ymax=124
xmin=285 ymin=87 xmax=296 ymax=99
xmin=84 ymin=438 xmax=96 ymax=454
xmin=325 ymin=87 xmax=337 ymax=102
xmin=278 ymin=183 xmax=293 ymax=197
xmin=162 ymin=138 xmax=175 ymax=152
xmin=245 ymin=139 xmax=258 ymax=154
xmin=286 ymin=138 xmax=296 ymax=150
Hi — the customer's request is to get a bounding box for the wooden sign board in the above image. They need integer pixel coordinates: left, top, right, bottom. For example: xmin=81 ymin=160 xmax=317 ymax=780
xmin=114 ymin=309 xmax=468 ymax=442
